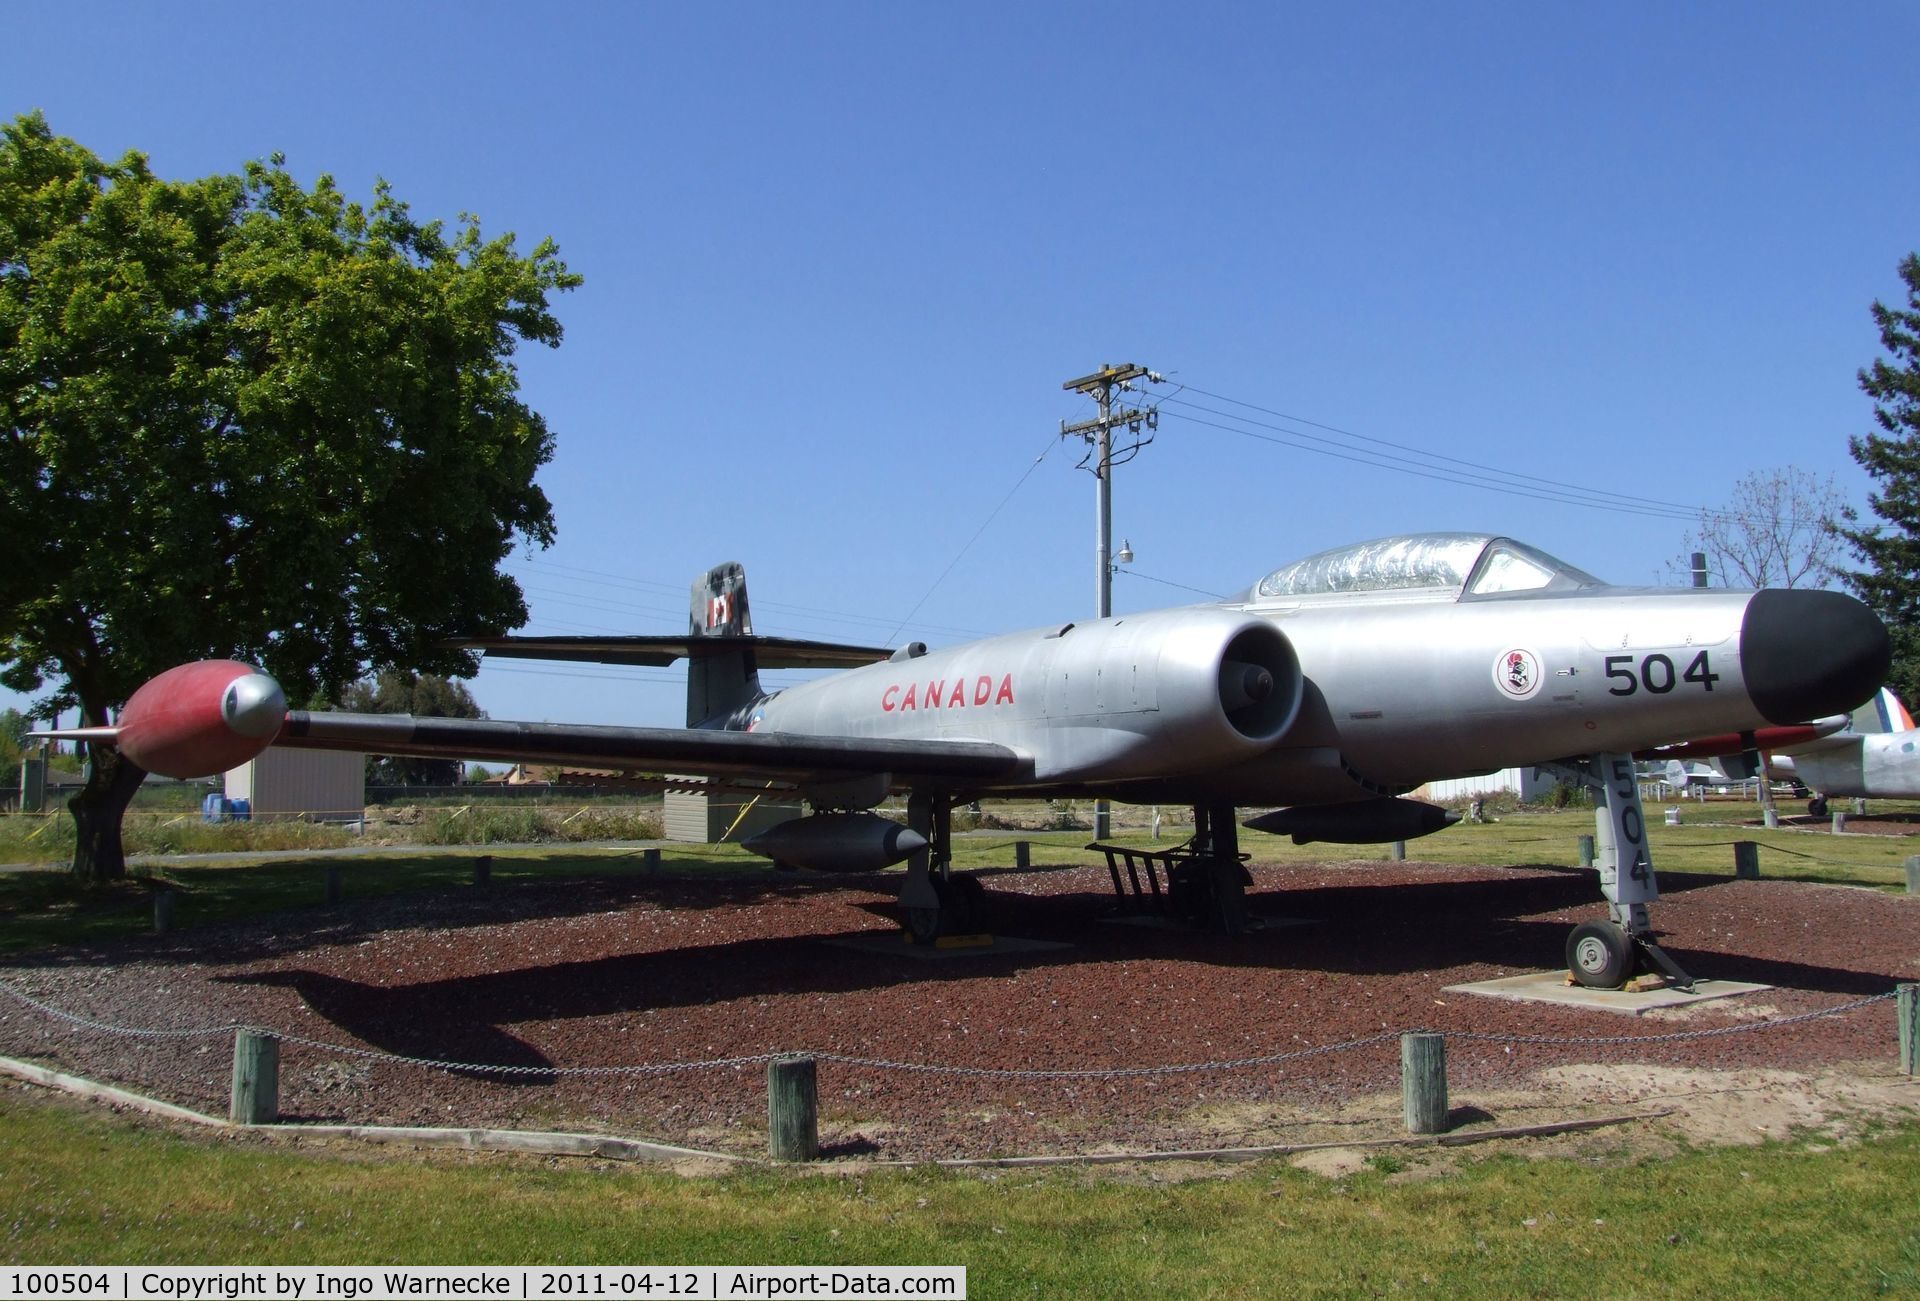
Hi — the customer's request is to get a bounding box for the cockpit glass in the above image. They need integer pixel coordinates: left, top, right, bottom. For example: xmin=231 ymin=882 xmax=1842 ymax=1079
xmin=1253 ymin=534 xmax=1490 ymax=599
xmin=1468 ymin=546 xmax=1555 ymax=594
xmin=1251 ymin=534 xmax=1602 ymax=601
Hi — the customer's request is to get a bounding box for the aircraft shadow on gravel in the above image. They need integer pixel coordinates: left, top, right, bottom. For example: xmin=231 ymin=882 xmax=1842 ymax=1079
xmin=211 ymin=865 xmax=1899 ymax=1077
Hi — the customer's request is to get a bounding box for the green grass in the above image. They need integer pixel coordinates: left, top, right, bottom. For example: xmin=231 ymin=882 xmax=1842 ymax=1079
xmin=0 ymin=803 xmax=666 ymax=863
xmin=5 ymin=805 xmax=1920 ymax=1287
xmin=977 ymin=798 xmax=1920 ymax=891
xmin=0 ymin=848 xmax=695 ymax=954
xmin=2 ymin=1087 xmax=1918 ymax=1294
xmin=1 ymin=799 xmax=1911 ymax=956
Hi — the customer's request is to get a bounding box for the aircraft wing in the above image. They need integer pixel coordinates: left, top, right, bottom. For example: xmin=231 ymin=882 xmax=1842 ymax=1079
xmin=451 ymin=635 xmax=894 ymax=670
xmin=279 ymin=711 xmax=1028 ymax=785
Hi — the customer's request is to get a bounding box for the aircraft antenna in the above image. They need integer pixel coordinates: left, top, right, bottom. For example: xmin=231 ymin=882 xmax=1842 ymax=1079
xmin=1061 ymin=361 xmax=1161 ymax=838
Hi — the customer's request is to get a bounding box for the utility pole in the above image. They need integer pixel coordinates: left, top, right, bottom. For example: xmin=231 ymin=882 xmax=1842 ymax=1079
xmin=1061 ymin=362 xmax=1159 ymax=840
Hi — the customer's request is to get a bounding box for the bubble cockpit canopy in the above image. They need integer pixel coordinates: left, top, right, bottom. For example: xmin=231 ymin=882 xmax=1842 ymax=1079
xmin=1247 ymin=533 xmax=1604 ymax=603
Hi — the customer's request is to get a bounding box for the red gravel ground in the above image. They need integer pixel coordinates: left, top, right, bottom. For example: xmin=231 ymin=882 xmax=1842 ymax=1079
xmin=3 ymin=847 xmax=1918 ymax=1162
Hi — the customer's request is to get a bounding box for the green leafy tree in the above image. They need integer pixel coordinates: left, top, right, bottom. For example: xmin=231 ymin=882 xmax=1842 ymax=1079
xmin=0 ymin=113 xmax=580 ymax=880
xmin=0 ymin=707 xmax=27 ymax=789
xmin=338 ymin=671 xmax=484 ymax=786
xmin=1838 ymin=254 xmax=1920 ymax=705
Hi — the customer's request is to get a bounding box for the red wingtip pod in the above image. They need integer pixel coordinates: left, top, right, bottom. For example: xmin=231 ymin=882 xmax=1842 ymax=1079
xmin=116 ymin=660 xmax=288 ymax=779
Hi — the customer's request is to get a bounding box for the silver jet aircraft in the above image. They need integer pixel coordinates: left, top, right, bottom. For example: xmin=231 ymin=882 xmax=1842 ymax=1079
xmin=59 ymin=533 xmax=1889 ymax=990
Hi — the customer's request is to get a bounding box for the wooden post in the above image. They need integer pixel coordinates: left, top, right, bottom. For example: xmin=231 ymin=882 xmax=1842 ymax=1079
xmin=324 ymin=866 xmax=343 ymax=905
xmin=1388 ymin=840 xmax=1406 ymax=861
xmin=1900 ymin=985 xmax=1920 ymax=1075
xmin=641 ymin=847 xmax=661 ymax=874
xmin=1905 ymin=855 xmax=1920 ymax=895
xmin=152 ymin=889 xmax=174 ymax=935
xmin=230 ymin=1030 xmax=279 ymax=1124
xmin=1577 ymin=834 xmax=1595 ymax=868
xmin=767 ymin=1054 xmax=818 ymax=1161
xmin=1733 ymin=841 xmax=1760 ymax=880
xmin=1015 ymin=841 xmax=1031 ymax=869
xmin=473 ymin=854 xmax=493 ymax=885
xmin=1401 ymin=1032 xmax=1448 ymax=1134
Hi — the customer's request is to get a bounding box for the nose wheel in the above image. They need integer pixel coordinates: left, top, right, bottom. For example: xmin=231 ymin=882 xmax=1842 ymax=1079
xmin=1544 ymin=754 xmax=1697 ymax=992
xmin=1567 ymin=920 xmax=1634 ymax=988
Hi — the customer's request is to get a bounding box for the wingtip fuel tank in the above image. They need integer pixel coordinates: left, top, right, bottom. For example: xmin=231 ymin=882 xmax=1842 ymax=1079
xmin=115 ymin=660 xmax=287 ymax=779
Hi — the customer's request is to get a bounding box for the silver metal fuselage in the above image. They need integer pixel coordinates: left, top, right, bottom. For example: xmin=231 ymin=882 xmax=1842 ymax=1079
xmin=744 ymin=583 xmax=1818 ymax=808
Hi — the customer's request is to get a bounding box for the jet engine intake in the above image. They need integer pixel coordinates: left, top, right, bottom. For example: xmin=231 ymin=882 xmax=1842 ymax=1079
xmin=1216 ymin=623 xmax=1298 ymax=742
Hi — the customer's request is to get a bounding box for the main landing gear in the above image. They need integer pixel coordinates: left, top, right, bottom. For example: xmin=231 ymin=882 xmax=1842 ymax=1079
xmin=1167 ymin=803 xmax=1253 ymax=934
xmin=899 ymin=794 xmax=992 ymax=944
xmin=1543 ymin=755 xmax=1696 ymax=992
xmin=1092 ymin=802 xmax=1254 ymax=934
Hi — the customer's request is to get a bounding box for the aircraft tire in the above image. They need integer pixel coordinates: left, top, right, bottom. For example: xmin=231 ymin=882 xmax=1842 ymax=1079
xmin=1808 ymin=796 xmax=1829 ymax=819
xmin=946 ymin=874 xmax=989 ymax=935
xmin=906 ymin=878 xmax=951 ymax=945
xmin=1566 ymin=920 xmax=1634 ymax=989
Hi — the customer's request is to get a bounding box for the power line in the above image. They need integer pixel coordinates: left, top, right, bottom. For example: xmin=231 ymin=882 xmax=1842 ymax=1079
xmin=1169 ymin=383 xmax=1712 ymax=518
xmin=1116 ymin=568 xmax=1230 ymax=601
xmin=1159 ymin=406 xmax=1707 ymax=524
xmin=881 ymin=432 xmax=1064 ymax=644
xmin=1159 ymin=380 xmax=1838 ymax=530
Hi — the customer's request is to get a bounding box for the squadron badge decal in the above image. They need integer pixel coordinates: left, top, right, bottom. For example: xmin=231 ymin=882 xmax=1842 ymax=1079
xmin=1494 ymin=648 xmax=1544 ymax=701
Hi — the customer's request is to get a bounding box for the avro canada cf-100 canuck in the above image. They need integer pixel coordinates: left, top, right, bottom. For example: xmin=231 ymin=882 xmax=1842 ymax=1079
xmin=43 ymin=533 xmax=1889 ymax=990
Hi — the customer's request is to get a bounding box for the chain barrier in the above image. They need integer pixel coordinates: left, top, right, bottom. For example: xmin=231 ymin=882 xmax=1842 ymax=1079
xmin=0 ymin=977 xmax=236 ymax=1041
xmin=0 ymin=974 xmax=1902 ymax=1083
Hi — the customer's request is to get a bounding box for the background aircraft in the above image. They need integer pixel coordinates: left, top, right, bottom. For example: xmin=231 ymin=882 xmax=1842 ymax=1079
xmin=1777 ymin=690 xmax=1920 ymax=817
xmin=48 ymin=533 xmax=1889 ymax=990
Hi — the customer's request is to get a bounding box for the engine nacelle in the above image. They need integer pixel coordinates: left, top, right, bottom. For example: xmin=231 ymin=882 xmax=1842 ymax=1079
xmin=1024 ymin=607 xmax=1303 ymax=783
xmin=729 ymin=606 xmax=1306 ymax=786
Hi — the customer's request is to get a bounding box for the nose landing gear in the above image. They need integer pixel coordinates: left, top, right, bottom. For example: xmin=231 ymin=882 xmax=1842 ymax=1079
xmin=1542 ymin=755 xmax=1697 ymax=992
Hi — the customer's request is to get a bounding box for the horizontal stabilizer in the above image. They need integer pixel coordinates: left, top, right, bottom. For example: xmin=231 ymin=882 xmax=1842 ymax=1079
xmin=449 ymin=634 xmax=894 ymax=671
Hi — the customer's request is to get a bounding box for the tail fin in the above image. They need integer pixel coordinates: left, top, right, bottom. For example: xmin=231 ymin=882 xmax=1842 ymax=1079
xmin=692 ymin=562 xmax=753 ymax=637
xmin=686 ymin=562 xmax=762 ymax=726
xmin=1850 ymin=687 xmax=1916 ymax=735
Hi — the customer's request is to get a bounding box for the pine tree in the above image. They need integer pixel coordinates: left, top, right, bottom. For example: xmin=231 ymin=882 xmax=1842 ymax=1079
xmin=1839 ymin=254 xmax=1920 ymax=704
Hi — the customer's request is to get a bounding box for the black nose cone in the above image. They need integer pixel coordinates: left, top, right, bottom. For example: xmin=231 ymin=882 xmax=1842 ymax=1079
xmin=1741 ymin=589 xmax=1891 ymax=724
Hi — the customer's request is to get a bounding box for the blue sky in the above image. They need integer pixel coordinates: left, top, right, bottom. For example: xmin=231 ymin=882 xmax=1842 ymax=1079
xmin=11 ymin=2 xmax=1920 ymax=728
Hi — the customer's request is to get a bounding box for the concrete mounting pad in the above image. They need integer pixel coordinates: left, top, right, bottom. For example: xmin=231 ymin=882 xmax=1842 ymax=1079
xmin=1442 ymin=971 xmax=1772 ymax=1016
xmin=822 ymin=931 xmax=1072 ymax=961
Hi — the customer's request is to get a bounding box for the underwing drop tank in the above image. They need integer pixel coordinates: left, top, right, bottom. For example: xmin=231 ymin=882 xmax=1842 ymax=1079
xmin=742 ymin=812 xmax=929 ymax=872
xmin=1244 ymin=797 xmax=1460 ymax=845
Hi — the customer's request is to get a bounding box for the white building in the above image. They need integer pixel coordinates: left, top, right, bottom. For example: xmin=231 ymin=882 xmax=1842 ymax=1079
xmin=225 ymin=748 xmax=365 ymax=821
xmin=1420 ymin=767 xmax=1557 ymax=803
